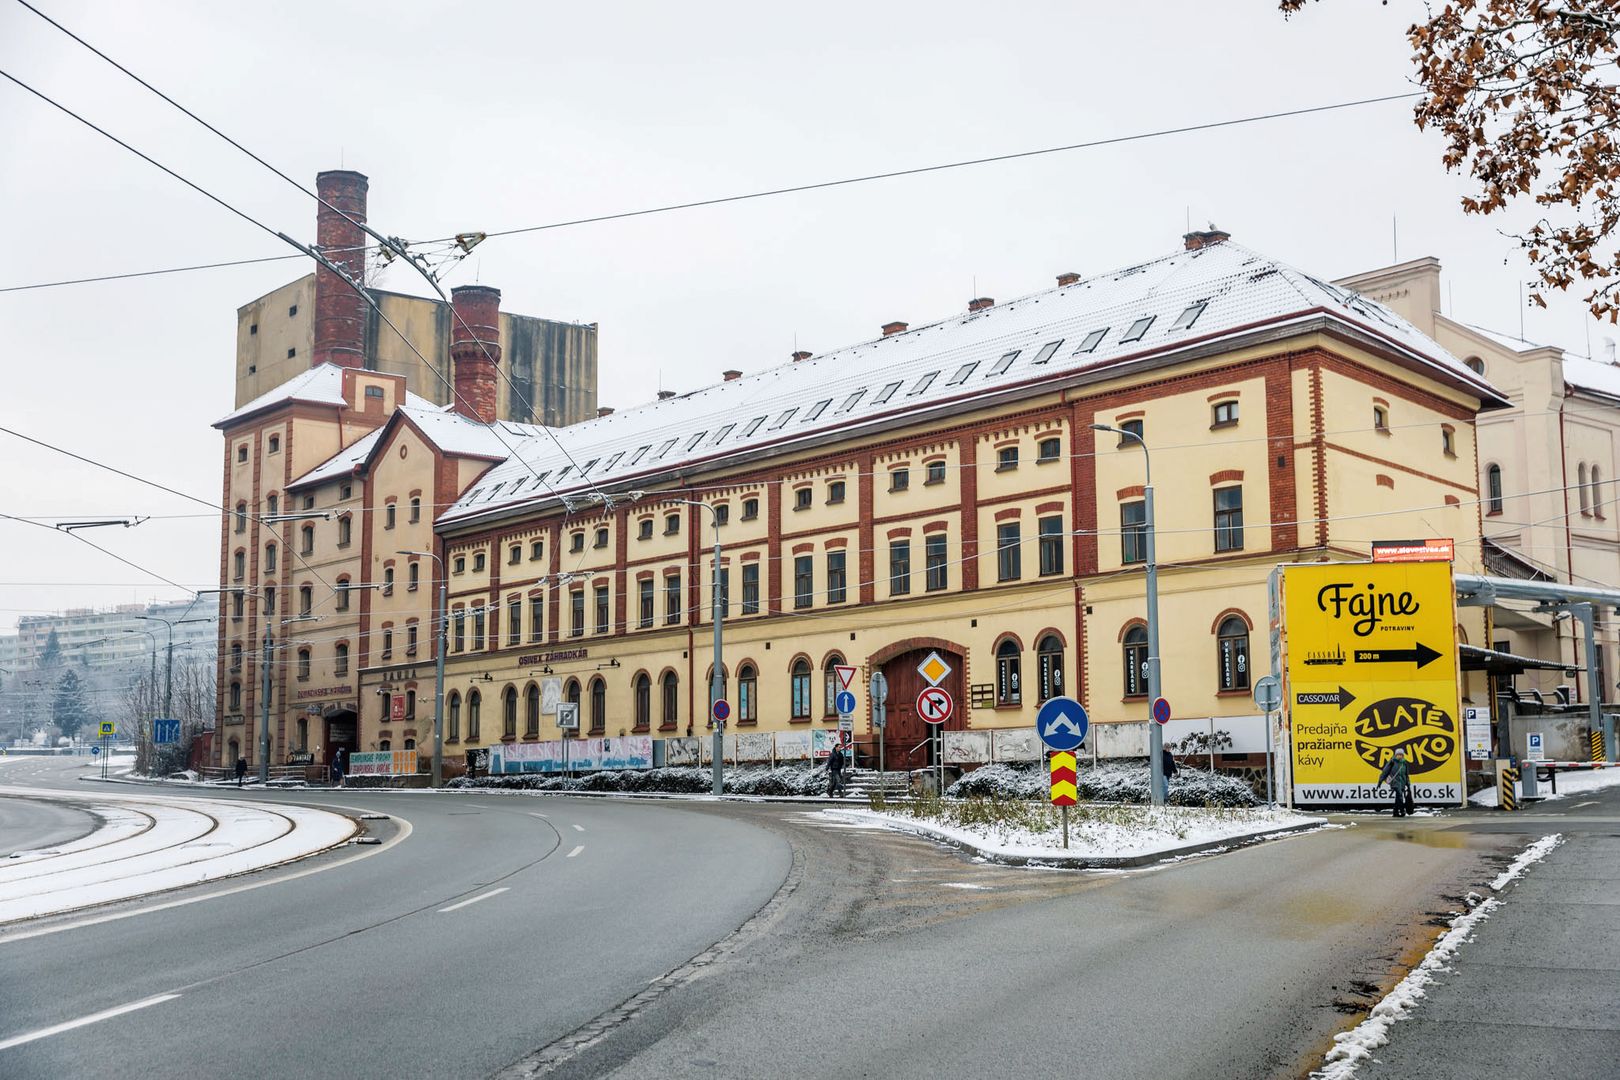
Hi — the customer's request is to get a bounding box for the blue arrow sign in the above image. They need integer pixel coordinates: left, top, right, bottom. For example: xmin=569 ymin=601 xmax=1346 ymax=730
xmin=1035 ymin=697 xmax=1088 ymax=752
xmin=153 ymin=718 xmax=181 ymax=746
xmin=90 ymin=745 xmax=101 ymax=756
xmin=835 ymin=690 xmax=857 ymax=716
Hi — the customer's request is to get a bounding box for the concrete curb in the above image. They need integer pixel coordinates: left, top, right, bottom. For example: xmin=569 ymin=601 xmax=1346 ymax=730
xmin=821 ymin=812 xmax=1329 ymax=868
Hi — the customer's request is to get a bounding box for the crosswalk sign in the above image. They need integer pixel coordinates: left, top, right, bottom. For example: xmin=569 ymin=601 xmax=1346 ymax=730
xmin=98 ymin=721 xmax=115 ymax=737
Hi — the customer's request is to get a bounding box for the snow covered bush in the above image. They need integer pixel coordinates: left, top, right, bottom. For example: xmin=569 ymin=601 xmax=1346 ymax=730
xmin=446 ymin=764 xmax=830 ymax=795
xmin=947 ymin=760 xmax=1258 ymax=808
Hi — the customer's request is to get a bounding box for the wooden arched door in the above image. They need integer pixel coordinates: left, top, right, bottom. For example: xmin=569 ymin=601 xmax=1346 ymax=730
xmin=876 ymin=646 xmax=965 ymax=770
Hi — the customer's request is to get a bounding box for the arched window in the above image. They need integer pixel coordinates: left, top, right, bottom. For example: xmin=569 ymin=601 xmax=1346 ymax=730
xmin=661 ymin=671 xmax=678 ymax=727
xmin=229 ymin=681 xmax=242 ymax=711
xmin=823 ymin=653 xmax=845 ymax=717
xmin=634 ymin=674 xmax=651 ymax=730
xmin=1123 ymin=625 xmax=1148 ymax=697
xmin=738 ymin=664 xmax=758 ymax=722
xmin=566 ymin=678 xmax=581 ymax=707
xmin=525 ymin=683 xmax=540 ymax=737
xmin=1464 ymin=355 xmax=1485 ymax=375
xmin=404 ymin=737 xmax=416 ymax=751
xmin=1487 ymin=464 xmax=1504 ymax=514
xmin=296 ymin=717 xmax=308 ymax=750
xmin=996 ymin=640 xmax=1022 ymax=706
xmin=379 ymin=738 xmax=391 ymax=752
xmin=707 ymin=664 xmax=728 ymax=709
xmin=590 ymin=677 xmax=606 ymax=732
xmin=1217 ymin=616 xmax=1250 ymax=691
xmin=1579 ymin=463 xmax=1590 ymax=513
xmin=502 ymin=686 xmax=518 ymax=738
xmin=264 ymin=541 xmax=277 ymax=572
xmin=1037 ymin=635 xmax=1065 ymax=702
xmin=447 ymin=691 xmax=461 ymax=741
xmin=1593 ymin=465 xmax=1605 ymax=518
xmin=790 ymin=659 xmax=812 ymax=720
xmin=467 ymin=690 xmax=481 ymax=740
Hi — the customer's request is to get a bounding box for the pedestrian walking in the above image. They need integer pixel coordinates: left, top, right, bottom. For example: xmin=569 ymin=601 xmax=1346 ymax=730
xmin=331 ymin=747 xmax=346 ymax=787
xmin=827 ymin=743 xmax=846 ymax=797
xmin=234 ymin=755 xmax=247 ymax=787
xmin=1161 ymin=746 xmax=1178 ymax=794
xmin=1378 ymin=747 xmax=1416 ymax=817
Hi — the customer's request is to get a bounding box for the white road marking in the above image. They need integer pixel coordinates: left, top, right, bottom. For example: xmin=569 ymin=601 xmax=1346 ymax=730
xmin=571 ymin=824 xmax=584 ymax=833
xmin=566 ymin=845 xmax=585 ymax=858
xmin=1575 ymin=800 xmax=1598 ymax=808
xmin=437 ymin=887 xmax=509 ymax=913
xmin=527 ymin=812 xmax=548 ymax=819
xmin=0 ymin=993 xmax=181 ymax=1051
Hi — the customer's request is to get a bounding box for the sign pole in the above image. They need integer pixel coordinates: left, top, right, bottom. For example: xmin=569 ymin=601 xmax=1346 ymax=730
xmin=1264 ymin=707 xmax=1273 ymax=808
xmin=1061 ymin=804 xmax=1069 ymax=849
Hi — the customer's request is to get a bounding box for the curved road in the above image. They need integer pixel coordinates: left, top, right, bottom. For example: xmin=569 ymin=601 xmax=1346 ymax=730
xmin=0 ymin=759 xmax=790 ymax=1079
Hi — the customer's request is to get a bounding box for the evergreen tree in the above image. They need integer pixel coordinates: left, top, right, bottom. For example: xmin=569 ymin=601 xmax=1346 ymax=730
xmin=52 ymin=669 xmax=90 ymax=740
xmin=38 ymin=629 xmax=62 ymax=669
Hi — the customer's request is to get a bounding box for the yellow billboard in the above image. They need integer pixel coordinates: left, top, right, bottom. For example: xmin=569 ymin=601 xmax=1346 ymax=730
xmin=1282 ymin=561 xmax=1464 ymax=806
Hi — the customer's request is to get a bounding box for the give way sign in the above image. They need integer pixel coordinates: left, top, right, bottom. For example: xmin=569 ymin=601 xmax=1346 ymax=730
xmin=917 ymin=686 xmax=953 ymax=725
xmin=833 ymin=665 xmax=857 ymax=692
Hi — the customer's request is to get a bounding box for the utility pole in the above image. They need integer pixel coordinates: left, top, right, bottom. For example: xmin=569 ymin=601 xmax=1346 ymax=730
xmin=260 ymin=627 xmax=272 ymax=784
xmin=1094 ymin=423 xmax=1165 ymax=805
xmin=398 ymin=550 xmax=446 ymax=787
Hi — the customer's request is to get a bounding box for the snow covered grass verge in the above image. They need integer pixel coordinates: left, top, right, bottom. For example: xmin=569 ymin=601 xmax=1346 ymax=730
xmin=949 ymin=761 xmax=1260 ymax=807
xmin=1469 ymin=763 xmax=1620 ymax=806
xmin=1311 ymin=832 xmax=1564 ymax=1080
xmin=824 ymin=797 xmax=1319 ymax=865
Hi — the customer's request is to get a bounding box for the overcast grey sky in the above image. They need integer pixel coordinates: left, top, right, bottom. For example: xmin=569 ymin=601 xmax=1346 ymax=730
xmin=0 ymin=0 xmax=1608 ymax=633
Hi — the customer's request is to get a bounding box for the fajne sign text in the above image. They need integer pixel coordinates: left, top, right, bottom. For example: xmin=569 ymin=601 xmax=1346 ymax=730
xmin=1314 ymin=582 xmax=1420 ymax=637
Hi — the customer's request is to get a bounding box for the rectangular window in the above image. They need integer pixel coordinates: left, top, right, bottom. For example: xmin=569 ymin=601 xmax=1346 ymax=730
xmin=925 ymin=533 xmax=948 ymax=592
xmin=714 ymin=504 xmax=730 ymax=526
xmin=873 ymin=381 xmax=902 ymax=404
xmin=639 ymin=579 xmax=654 ymax=628
xmin=1121 ymin=315 xmax=1155 ymax=343
xmin=997 ymin=522 xmax=1022 ymax=582
xmin=595 ymin=585 xmax=610 ymax=635
xmin=890 ymin=468 xmax=909 ymax=492
xmin=1038 ymin=516 xmax=1065 ymax=576
xmin=665 ymin=574 xmax=681 ymax=625
xmin=407 ymin=625 xmax=418 ymax=656
xmin=1212 ymin=400 xmax=1239 ymax=427
xmin=472 ymin=609 xmax=486 ymax=650
xmin=1171 ymin=301 xmax=1208 ymax=330
xmin=1121 ymin=500 xmax=1147 ymax=564
xmin=1118 ymin=418 xmax=1144 ymax=446
xmin=604 ymin=451 xmax=625 ymax=471
xmin=629 ymin=445 xmax=651 ymax=465
xmin=768 ymin=408 xmax=799 ymax=430
xmin=685 ymin=432 xmax=707 ymax=451
xmin=742 ymin=416 xmax=767 ymax=437
xmin=948 ymin=361 xmax=978 ymax=385
xmin=453 ymin=611 xmax=466 ymax=653
xmin=826 ymin=551 xmax=847 ymax=604
xmin=570 ymin=591 xmax=584 ymax=638
xmin=742 ymin=497 xmax=759 ymax=521
xmin=837 ymin=389 xmax=866 ymax=413
xmin=1038 ymin=437 xmax=1061 ymax=462
xmin=794 ymin=556 xmax=813 ymax=609
xmin=508 ymin=597 xmax=522 ymax=645
xmin=795 ymin=487 xmax=812 ymax=510
xmin=409 ymin=497 xmax=421 ymax=523
xmin=987 ymin=350 xmax=1019 ymax=376
xmin=742 ymin=563 xmax=760 ymax=615
xmin=828 ymin=481 xmax=846 ymax=504
xmin=889 ymin=541 xmax=911 ymax=596
xmin=530 ymin=596 xmax=544 ymax=642
xmin=1030 ymin=340 xmax=1063 ymax=365
xmin=906 ymin=372 xmax=938 ymax=396
xmin=1214 ymin=486 xmax=1244 ymax=552
xmin=717 ymin=567 xmax=730 ymax=619
xmin=996 ymin=446 xmax=1019 ymax=472
xmin=1075 ymin=327 xmax=1108 ymax=354
xmin=804 ymin=399 xmax=831 ymax=421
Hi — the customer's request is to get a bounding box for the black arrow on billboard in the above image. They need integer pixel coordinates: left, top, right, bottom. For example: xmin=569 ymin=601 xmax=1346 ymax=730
xmin=1352 ymin=642 xmax=1443 ymax=669
xmin=1295 ymin=686 xmax=1356 ymax=709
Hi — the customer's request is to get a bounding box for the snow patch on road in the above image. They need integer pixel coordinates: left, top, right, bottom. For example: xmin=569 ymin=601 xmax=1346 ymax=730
xmin=1311 ymin=832 xmax=1563 ymax=1080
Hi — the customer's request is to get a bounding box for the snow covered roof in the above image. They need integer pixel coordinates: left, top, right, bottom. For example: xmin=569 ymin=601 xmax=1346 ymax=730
xmin=289 ymin=426 xmax=384 ymax=490
xmin=214 ymin=362 xmax=438 ymax=428
xmin=287 ymin=404 xmax=544 ymax=491
xmin=1563 ymin=355 xmax=1620 ymax=403
xmin=440 ymin=240 xmax=1508 ymax=528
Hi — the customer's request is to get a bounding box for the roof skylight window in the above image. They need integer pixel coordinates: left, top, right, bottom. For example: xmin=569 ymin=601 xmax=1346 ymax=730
xmin=768 ymin=407 xmax=799 ymax=431
xmin=742 ymin=416 xmax=767 ymax=437
xmin=604 ymin=452 xmax=624 ymax=471
xmin=947 ymin=361 xmax=978 ymax=385
xmin=629 ymin=445 xmax=651 ymax=465
xmin=987 ymin=351 xmax=1019 ymax=376
xmin=804 ymin=399 xmax=831 ymax=421
xmin=581 ymin=458 xmax=600 ymax=474
xmin=712 ymin=424 xmax=735 ymax=443
xmin=654 ymin=438 xmax=678 ymax=460
xmin=685 ymin=431 xmax=707 ymax=451
xmin=873 ymin=381 xmax=902 ymax=404
xmin=490 ymin=482 xmax=505 ymax=496
xmin=533 ymin=470 xmax=550 ymax=487
xmin=556 ymin=466 xmax=572 ymax=480
xmin=1030 ymin=340 xmax=1063 ymax=365
xmin=837 ymin=389 xmax=867 ymax=413
xmin=906 ymin=372 xmax=938 ymax=396
xmin=1075 ymin=328 xmax=1108 ymax=354
xmin=1121 ymin=316 xmax=1155 ymax=343
xmin=1170 ymin=301 xmax=1208 ymax=331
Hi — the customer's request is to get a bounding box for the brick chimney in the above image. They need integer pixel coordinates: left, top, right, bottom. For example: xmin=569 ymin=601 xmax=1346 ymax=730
xmin=967 ymin=297 xmax=994 ymax=313
xmin=723 ymin=370 xmax=743 ymax=381
xmin=450 ymin=285 xmax=502 ymax=423
xmin=597 ymin=406 xmax=615 ymax=417
xmin=1056 ymin=272 xmax=1080 ymax=287
xmin=791 ymin=351 xmax=812 ymax=363
xmin=1183 ymin=228 xmax=1231 ymax=251
xmin=657 ymin=390 xmax=677 ymax=400
xmin=311 ymin=170 xmax=369 ymax=369
xmin=881 ymin=321 xmax=908 ymax=337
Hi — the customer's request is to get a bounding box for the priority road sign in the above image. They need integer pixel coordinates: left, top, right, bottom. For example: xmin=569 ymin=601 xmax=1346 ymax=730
xmin=153 ymin=718 xmax=181 ymax=745
xmin=834 ymin=665 xmax=858 ymax=692
xmin=98 ymin=721 xmax=115 ymax=737
xmin=917 ymin=686 xmax=953 ymax=725
xmin=712 ymin=699 xmax=731 ymax=723
xmin=1151 ymin=697 xmax=1172 ymax=725
xmin=916 ymin=651 xmax=952 ymax=687
xmin=1035 ymin=697 xmax=1088 ymax=752
xmin=1049 ymin=751 xmax=1078 ymax=806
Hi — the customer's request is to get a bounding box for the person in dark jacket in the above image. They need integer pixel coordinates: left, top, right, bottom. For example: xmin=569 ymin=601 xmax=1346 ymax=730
xmin=234 ymin=755 xmax=247 ymax=787
xmin=1160 ymin=747 xmax=1178 ymax=795
xmin=827 ymin=744 xmax=847 ymax=797
xmin=1378 ymin=747 xmax=1415 ymax=817
xmin=331 ymin=747 xmax=346 ymax=787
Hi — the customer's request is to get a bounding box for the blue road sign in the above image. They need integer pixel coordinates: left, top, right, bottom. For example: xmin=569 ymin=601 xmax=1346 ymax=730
xmin=835 ymin=690 xmax=857 ymax=716
xmin=90 ymin=745 xmax=101 ymax=756
xmin=153 ymin=718 xmax=181 ymax=746
xmin=1035 ymin=697 xmax=1089 ymax=752
xmin=1152 ymin=697 xmax=1172 ymax=725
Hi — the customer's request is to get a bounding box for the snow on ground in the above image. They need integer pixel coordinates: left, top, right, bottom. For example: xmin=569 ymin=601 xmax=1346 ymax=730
xmin=1468 ymin=763 xmax=1620 ymax=806
xmin=0 ymin=787 xmax=357 ymax=923
xmin=1310 ymin=833 xmax=1563 ymax=1080
xmin=818 ymin=803 xmax=1320 ymax=861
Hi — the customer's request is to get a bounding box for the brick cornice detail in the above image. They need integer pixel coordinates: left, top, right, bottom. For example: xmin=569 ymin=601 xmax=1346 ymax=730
xmin=1209 ymin=469 xmax=1244 ymax=485
xmin=993 ymin=507 xmax=1023 ymax=522
xmin=1117 ymin=484 xmax=1146 ymax=500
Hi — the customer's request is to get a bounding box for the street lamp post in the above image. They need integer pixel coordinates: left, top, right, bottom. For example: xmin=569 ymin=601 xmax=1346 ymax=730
xmin=1093 ymin=423 xmax=1165 ymax=806
xmin=398 ymin=550 xmax=446 ymax=788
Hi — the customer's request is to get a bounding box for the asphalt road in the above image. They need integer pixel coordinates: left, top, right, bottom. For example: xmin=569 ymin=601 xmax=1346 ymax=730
xmin=0 ymin=792 xmax=97 ymax=858
xmin=0 ymin=759 xmax=1554 ymax=1080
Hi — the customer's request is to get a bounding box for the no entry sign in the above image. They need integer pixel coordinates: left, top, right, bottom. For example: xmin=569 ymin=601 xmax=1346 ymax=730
xmin=917 ymin=686 xmax=953 ymax=725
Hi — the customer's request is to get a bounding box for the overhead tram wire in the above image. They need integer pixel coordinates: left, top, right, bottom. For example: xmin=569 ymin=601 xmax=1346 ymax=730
xmin=9 ymin=0 xmax=609 ymax=503
xmin=0 ymin=81 xmax=1422 ymax=296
